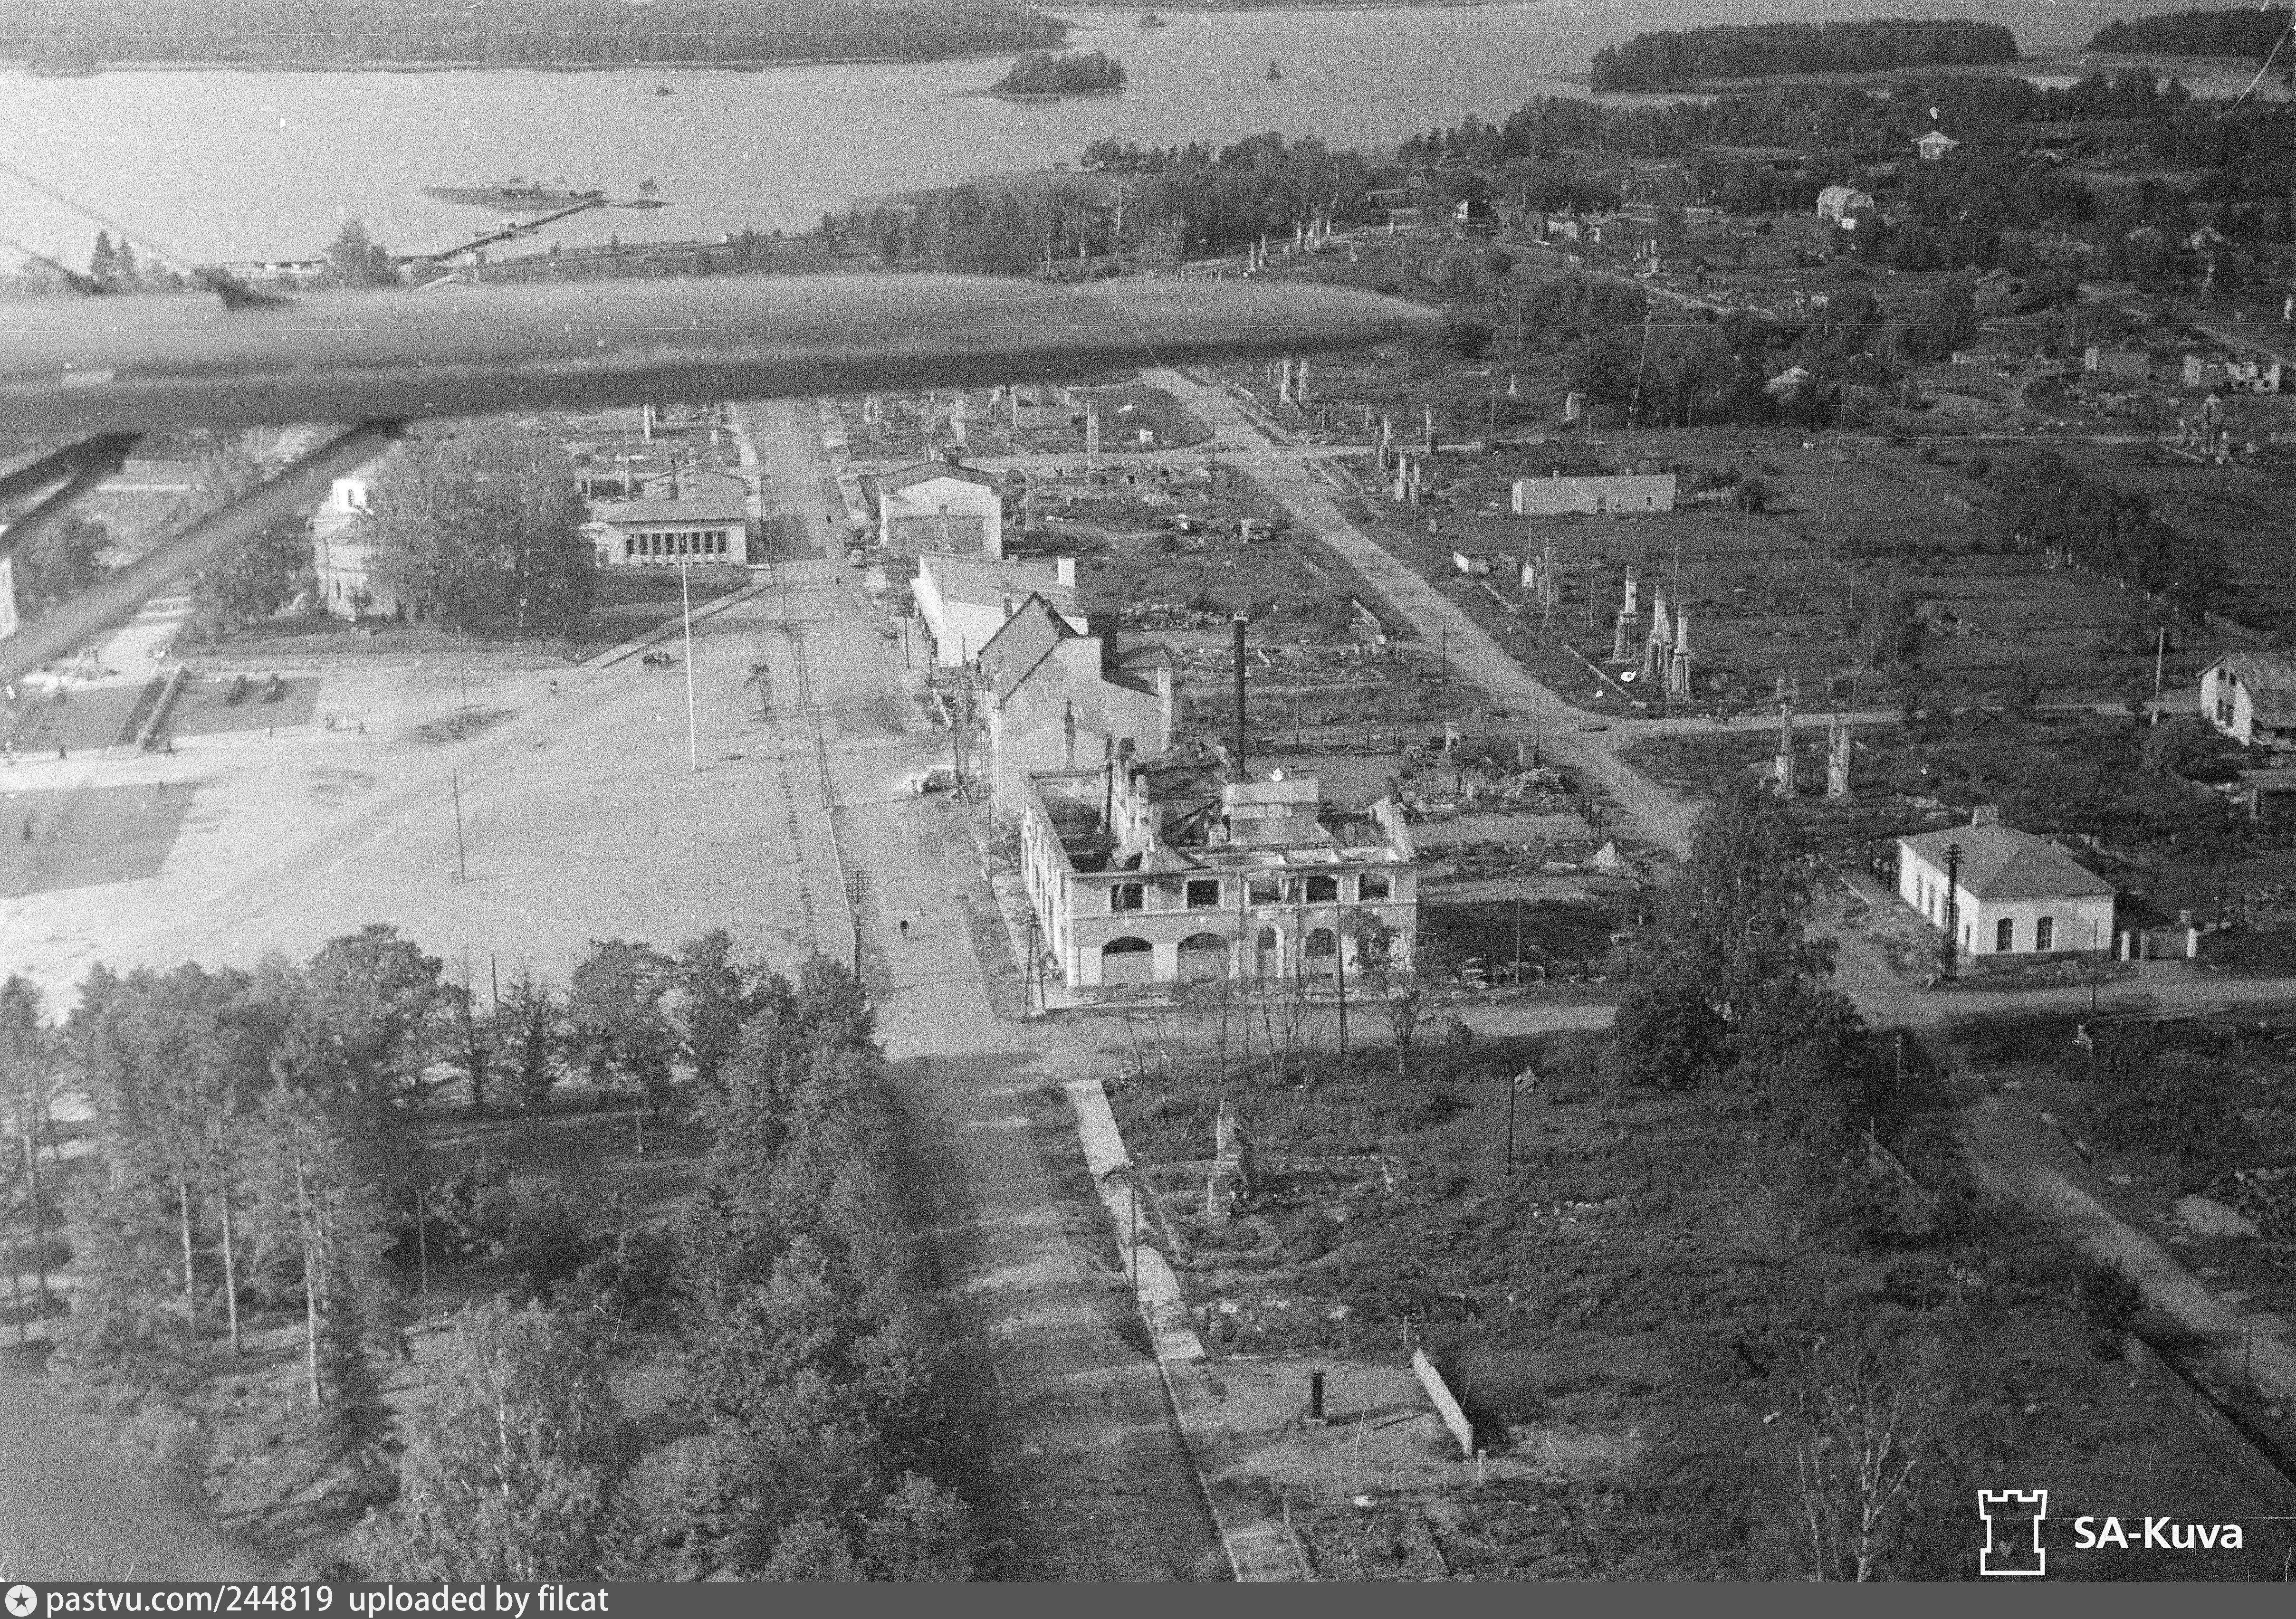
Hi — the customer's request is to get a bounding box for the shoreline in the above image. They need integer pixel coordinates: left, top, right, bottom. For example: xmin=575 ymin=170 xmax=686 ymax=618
xmin=2 ymin=48 xmax=1030 ymax=76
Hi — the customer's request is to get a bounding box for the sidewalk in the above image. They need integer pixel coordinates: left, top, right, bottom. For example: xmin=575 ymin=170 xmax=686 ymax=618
xmin=1064 ymin=1077 xmax=1307 ymax=1582
xmin=580 ymin=577 xmax=773 ymax=669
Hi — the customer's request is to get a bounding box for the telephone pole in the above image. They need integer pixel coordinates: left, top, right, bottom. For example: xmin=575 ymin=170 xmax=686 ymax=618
xmin=1941 ymin=841 xmax=1963 ymax=983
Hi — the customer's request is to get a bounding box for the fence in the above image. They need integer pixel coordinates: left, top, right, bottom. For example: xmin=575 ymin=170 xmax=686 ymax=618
xmin=2121 ymin=1333 xmax=2296 ymax=1520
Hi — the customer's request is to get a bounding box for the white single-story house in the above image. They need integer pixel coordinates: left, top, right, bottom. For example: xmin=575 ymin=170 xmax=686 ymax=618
xmin=2200 ymin=653 xmax=2296 ymax=752
xmin=914 ymin=553 xmax=1084 ymax=667
xmin=1512 ymin=472 xmax=1677 ymax=518
xmin=1897 ymin=820 xmax=2116 ymax=960
xmin=878 ymin=451 xmax=1005 ymax=558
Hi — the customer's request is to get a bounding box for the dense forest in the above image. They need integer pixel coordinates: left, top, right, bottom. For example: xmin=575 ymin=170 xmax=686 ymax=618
xmin=1589 ymin=19 xmax=2018 ymax=91
xmin=4 ymin=932 xmax=974 ymax=1579
xmin=0 ymin=0 xmax=1065 ymax=68
xmin=992 ymin=47 xmax=1123 ymax=94
xmin=2087 ymin=7 xmax=2292 ymax=59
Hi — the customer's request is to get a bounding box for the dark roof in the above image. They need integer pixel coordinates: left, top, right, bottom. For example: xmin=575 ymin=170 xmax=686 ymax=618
xmin=976 ymin=594 xmax=1074 ymax=701
xmin=600 ymin=494 xmax=746 ymax=525
xmin=1899 ymin=823 xmax=2115 ymax=901
xmin=2205 ymin=653 xmax=2296 ymax=730
xmin=880 ymin=459 xmax=1000 ymax=496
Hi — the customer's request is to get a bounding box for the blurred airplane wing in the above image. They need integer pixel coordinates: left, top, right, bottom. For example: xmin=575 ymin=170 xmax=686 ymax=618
xmin=0 ymin=273 xmax=1435 ymax=440
xmin=0 ymin=273 xmax=1430 ymax=685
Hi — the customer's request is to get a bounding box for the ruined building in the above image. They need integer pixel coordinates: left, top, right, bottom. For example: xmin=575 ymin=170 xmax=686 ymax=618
xmin=1019 ymin=759 xmax=1418 ymax=990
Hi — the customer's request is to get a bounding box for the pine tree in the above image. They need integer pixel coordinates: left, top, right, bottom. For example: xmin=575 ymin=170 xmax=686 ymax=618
xmin=349 ymin=1300 xmax=631 ymax=1580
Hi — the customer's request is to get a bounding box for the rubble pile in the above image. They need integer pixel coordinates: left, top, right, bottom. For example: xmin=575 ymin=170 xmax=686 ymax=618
xmin=2211 ymin=1167 xmax=2296 ymax=1248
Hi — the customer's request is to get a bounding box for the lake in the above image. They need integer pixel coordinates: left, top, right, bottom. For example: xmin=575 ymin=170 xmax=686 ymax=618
xmin=0 ymin=0 xmax=2233 ymax=266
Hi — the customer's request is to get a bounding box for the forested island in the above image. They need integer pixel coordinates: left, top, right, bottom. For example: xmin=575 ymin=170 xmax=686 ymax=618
xmin=1589 ymin=19 xmax=2019 ymax=91
xmin=992 ymin=47 xmax=1123 ymax=95
xmin=2088 ymin=8 xmax=2292 ymax=59
xmin=2 ymin=0 xmax=1067 ymax=70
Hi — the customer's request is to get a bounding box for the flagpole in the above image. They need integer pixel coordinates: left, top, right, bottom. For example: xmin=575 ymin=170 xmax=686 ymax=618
xmin=681 ymin=559 xmax=698 ymax=774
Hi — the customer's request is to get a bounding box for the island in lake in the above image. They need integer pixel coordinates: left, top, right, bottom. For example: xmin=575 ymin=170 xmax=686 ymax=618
xmin=993 ymin=48 xmax=1126 ymax=97
xmin=423 ymin=179 xmax=604 ymax=210
xmin=1590 ymin=18 xmax=2019 ymax=91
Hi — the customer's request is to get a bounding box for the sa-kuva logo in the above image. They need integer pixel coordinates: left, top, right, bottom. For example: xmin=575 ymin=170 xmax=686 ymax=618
xmin=1978 ymin=1489 xmax=2047 ymax=1577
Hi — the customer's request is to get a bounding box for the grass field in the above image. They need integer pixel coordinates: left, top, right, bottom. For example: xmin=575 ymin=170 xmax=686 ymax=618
xmin=0 ymin=781 xmax=199 ymax=898
xmin=164 ymin=675 xmax=322 ymax=739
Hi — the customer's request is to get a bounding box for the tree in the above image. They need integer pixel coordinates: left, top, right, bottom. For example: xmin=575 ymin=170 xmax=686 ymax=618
xmin=276 ymin=925 xmax=453 ymax=1124
xmin=1348 ymin=914 xmax=1432 ymax=1078
xmin=675 ymin=931 xmax=783 ymax=1096
xmin=13 ymin=514 xmax=105 ymax=612
xmin=565 ymin=941 xmax=678 ymax=1114
xmin=242 ymin=1076 xmax=394 ymax=1485
xmin=185 ymin=444 xmax=313 ymax=635
xmin=366 ymin=427 xmax=595 ymax=636
xmin=1793 ymin=1345 xmax=1940 ymax=1581
xmin=322 ymin=219 xmax=399 ymax=289
xmin=350 ymin=1300 xmax=632 ymax=1580
xmin=495 ymin=969 xmax=564 ymax=1111
xmin=0 ymin=976 xmax=57 ymax=1330
xmin=858 ymin=1471 xmax=976 ymax=1580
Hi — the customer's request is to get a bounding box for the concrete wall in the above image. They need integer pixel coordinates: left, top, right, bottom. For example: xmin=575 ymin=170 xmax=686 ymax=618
xmin=1056 ymin=871 xmax=1417 ymax=988
xmin=1511 ymin=473 xmax=1677 ymax=517
xmin=1412 ymin=1349 xmax=1475 ymax=1459
xmin=991 ymin=640 xmax=1170 ymax=819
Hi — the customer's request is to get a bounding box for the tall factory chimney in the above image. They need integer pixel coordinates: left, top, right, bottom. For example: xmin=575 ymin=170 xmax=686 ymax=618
xmin=1232 ymin=614 xmax=1249 ymax=781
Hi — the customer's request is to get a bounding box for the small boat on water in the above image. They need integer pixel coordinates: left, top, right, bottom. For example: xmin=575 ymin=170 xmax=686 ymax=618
xmin=656 ymin=83 xmax=674 ymax=96
xmin=1138 ymin=10 xmax=1166 ymax=24
xmin=1266 ymin=61 xmax=1282 ymax=80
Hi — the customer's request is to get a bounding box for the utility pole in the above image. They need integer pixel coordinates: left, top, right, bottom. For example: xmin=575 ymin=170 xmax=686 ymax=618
xmin=450 ymin=770 xmax=468 ymax=882
xmin=1334 ymin=915 xmax=1349 ymax=1059
xmin=681 ymin=559 xmax=699 ymax=773
xmin=1941 ymin=841 xmax=1963 ymax=983
xmin=1513 ymin=878 xmax=1525 ymax=981
xmin=2152 ymin=627 xmax=2166 ymax=726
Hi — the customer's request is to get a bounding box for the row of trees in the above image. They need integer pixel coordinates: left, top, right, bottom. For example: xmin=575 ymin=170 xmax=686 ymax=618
xmin=882 ymin=133 xmax=1377 ymax=276
xmin=1984 ymin=451 xmax=2226 ymax=618
xmin=3 ymin=0 xmax=1064 ymax=69
xmin=1590 ymin=19 xmax=2018 ymax=92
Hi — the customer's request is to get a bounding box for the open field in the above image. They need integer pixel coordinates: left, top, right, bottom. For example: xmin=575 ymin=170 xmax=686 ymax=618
xmin=1311 ymin=429 xmax=2197 ymax=714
